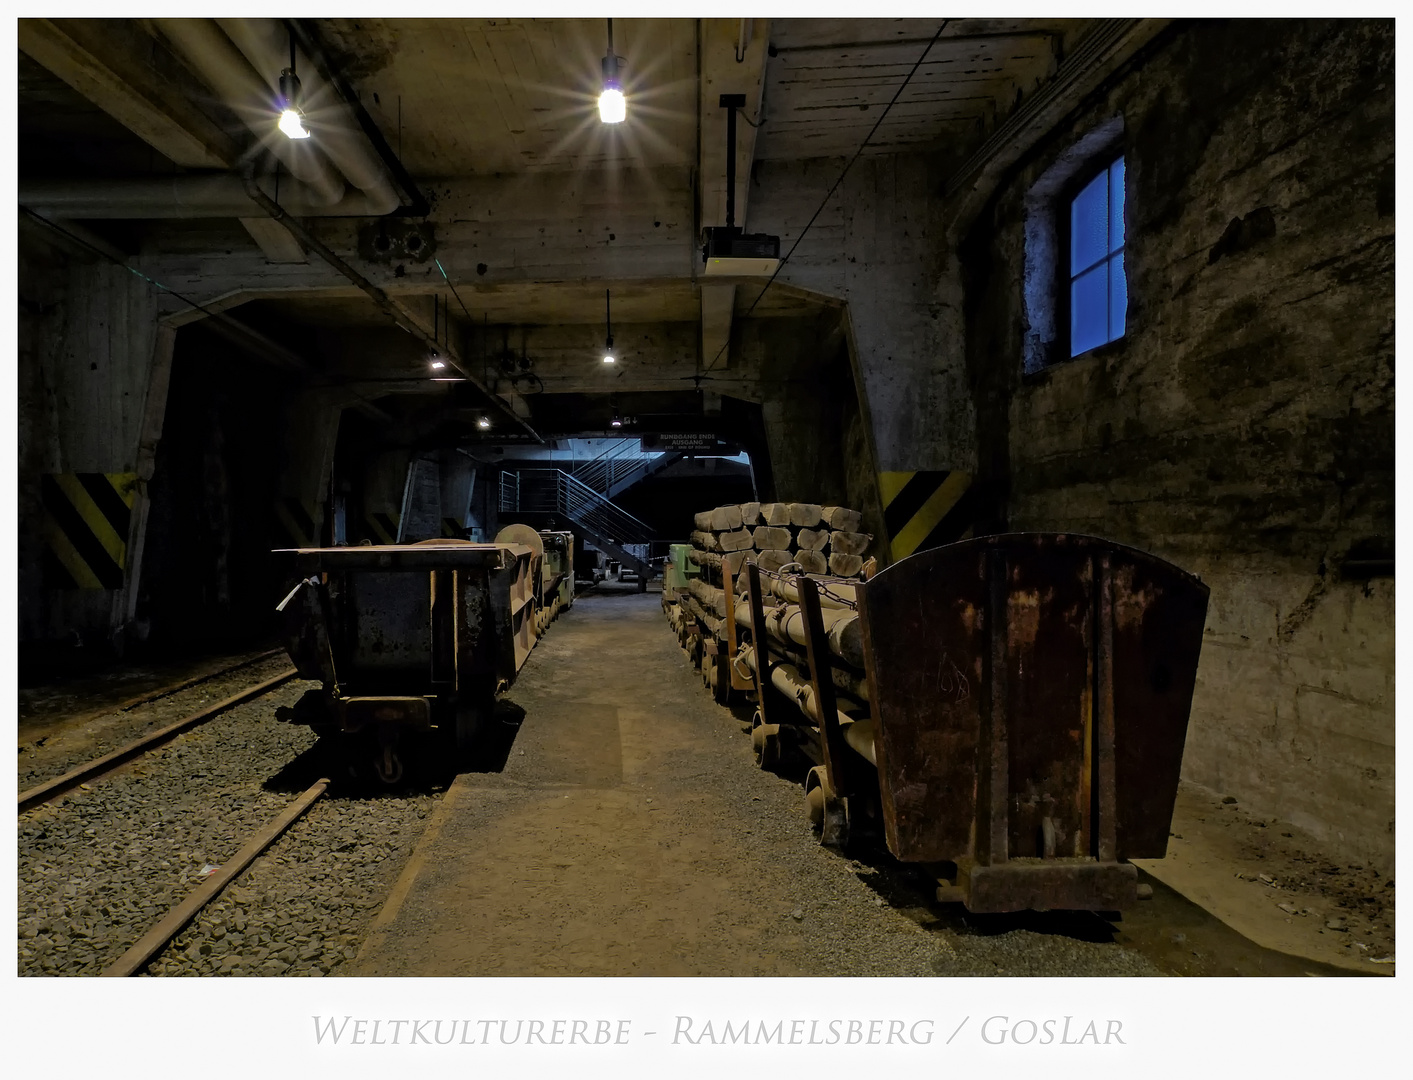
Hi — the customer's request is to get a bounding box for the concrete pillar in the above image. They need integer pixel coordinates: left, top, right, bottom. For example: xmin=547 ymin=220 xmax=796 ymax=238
xmin=18 ymin=251 xmax=165 ymax=645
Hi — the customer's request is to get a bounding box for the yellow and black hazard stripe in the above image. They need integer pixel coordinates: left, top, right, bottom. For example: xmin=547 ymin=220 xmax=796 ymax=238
xmin=441 ymin=517 xmax=466 ymax=538
xmin=273 ymin=497 xmax=321 ymax=549
xmin=879 ymin=470 xmax=983 ymax=562
xmin=364 ymin=511 xmax=400 ymax=545
xmin=40 ymin=472 xmax=138 ymax=590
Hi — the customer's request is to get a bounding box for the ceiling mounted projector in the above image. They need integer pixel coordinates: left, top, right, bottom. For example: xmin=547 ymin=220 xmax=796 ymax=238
xmin=702 ymin=226 xmax=780 ymax=276
xmin=701 ymin=94 xmax=779 ymax=277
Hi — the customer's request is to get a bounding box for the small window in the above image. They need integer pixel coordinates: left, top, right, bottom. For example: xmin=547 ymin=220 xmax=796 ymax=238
xmin=1068 ymin=156 xmax=1126 ymax=357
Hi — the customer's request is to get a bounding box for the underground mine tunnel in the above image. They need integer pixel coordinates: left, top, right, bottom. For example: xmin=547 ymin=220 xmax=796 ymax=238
xmin=15 ymin=17 xmax=1393 ymax=985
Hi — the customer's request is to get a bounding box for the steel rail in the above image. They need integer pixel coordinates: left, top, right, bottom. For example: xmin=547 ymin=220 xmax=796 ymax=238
xmin=115 ymin=648 xmax=286 ymax=713
xmin=101 ymin=778 xmax=330 ymax=977
xmin=17 ymin=668 xmax=298 ymax=813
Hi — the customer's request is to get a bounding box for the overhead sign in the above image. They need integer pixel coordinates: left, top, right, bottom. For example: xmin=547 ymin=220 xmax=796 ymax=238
xmin=640 ymin=433 xmax=737 ymax=456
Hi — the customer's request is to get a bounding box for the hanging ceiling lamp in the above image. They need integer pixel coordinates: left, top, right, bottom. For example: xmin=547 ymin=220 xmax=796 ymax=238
xmin=602 ymin=289 xmax=616 ymax=363
xmin=277 ymin=29 xmax=311 ymax=139
xmin=599 ymin=19 xmax=625 ymax=124
xmin=429 ymin=296 xmax=446 ymax=370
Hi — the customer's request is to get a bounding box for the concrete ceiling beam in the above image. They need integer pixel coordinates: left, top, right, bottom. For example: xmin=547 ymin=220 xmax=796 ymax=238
xmin=240 ymin=217 xmax=308 ymax=264
xmin=698 ymin=18 xmax=770 ymax=231
xmin=18 ymin=18 xmax=241 ymax=170
xmin=697 ymin=18 xmax=770 ymax=372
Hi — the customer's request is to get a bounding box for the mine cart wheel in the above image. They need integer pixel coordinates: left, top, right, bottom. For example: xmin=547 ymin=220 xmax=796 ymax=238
xmin=820 ymin=796 xmax=850 ymax=849
xmin=804 ymin=766 xmax=849 ymax=848
xmin=805 ymin=782 xmax=826 ymax=829
xmin=374 ymin=742 xmax=404 ymax=786
xmin=752 ymin=722 xmax=782 ymax=770
xmin=712 ymin=657 xmax=731 ymax=705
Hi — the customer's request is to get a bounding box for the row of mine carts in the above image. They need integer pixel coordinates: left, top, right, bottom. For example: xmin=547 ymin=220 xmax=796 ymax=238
xmin=274 ymin=526 xmax=575 ymax=783
xmin=665 ymin=532 xmax=1210 ymax=913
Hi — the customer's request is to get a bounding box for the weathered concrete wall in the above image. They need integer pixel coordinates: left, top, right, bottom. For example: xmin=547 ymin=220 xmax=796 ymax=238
xmin=17 ymin=231 xmax=167 ymax=643
xmin=750 ymin=153 xmax=976 ymax=478
xmin=963 ymin=20 xmax=1394 ymax=870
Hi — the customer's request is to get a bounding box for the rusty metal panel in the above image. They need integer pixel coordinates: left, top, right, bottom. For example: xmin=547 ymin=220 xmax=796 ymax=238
xmin=999 ymin=540 xmax=1094 ymax=862
xmin=1108 ymin=547 xmax=1209 ymax=859
xmin=858 ymin=533 xmax=1208 ymax=870
xmin=957 ymin=857 xmax=1138 ymax=913
xmin=276 ymin=541 xmax=538 ymax=709
xmin=339 ymin=695 xmax=432 ymax=732
xmin=343 ymin=570 xmax=432 ymax=681
xmin=856 ymin=545 xmax=986 ymax=862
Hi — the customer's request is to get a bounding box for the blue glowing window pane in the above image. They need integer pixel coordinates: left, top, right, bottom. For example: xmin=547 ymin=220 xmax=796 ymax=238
xmin=1071 ymin=263 xmax=1108 ymax=357
xmin=1109 ymin=251 xmax=1127 ymax=340
xmin=1109 ymin=157 xmax=1126 ymax=252
xmin=1070 ymin=171 xmax=1108 ymax=275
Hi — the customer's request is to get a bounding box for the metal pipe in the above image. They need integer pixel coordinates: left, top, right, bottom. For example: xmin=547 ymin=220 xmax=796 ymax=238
xmin=288 ymin=18 xmax=430 ymax=216
xmin=217 ymin=18 xmax=399 ymax=214
xmin=842 ymin=717 xmax=876 ymax=766
xmin=19 ymin=175 xmax=388 ymax=218
xmin=153 ymin=18 xmax=345 ymax=205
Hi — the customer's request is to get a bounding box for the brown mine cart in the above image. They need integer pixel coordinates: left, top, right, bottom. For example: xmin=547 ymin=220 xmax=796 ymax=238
xmin=538 ymin=529 xmax=576 ymax=632
xmin=738 ymin=532 xmax=1209 ymax=913
xmin=274 ymin=539 xmax=537 ymax=783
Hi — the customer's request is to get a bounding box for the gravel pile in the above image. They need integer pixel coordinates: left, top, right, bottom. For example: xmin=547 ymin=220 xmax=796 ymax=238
xmin=18 ymin=655 xmax=297 ymax=792
xmin=146 ymin=792 xmax=440 ymax=977
xmin=17 ymin=682 xmax=319 ymax=976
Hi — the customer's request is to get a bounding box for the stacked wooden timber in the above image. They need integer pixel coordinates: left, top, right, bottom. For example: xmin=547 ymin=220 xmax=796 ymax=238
xmin=688 ymin=502 xmax=873 ymax=587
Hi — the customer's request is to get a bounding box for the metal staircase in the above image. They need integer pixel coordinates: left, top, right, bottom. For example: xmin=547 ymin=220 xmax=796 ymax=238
xmin=571 ymin=439 xmax=685 ymax=501
xmin=498 ymin=468 xmax=657 ymax=580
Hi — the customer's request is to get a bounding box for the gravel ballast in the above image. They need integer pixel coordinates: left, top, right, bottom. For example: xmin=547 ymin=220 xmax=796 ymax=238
xmin=17 ymin=682 xmax=323 ymax=976
xmin=19 ymin=674 xmax=449 ymax=978
xmin=18 ymin=654 xmax=297 ymax=793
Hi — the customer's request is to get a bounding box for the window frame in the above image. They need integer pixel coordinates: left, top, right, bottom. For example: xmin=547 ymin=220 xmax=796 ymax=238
xmin=1058 ymin=154 xmax=1127 ymax=363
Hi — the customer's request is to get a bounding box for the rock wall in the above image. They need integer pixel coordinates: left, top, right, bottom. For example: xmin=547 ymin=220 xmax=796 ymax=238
xmin=963 ymin=20 xmax=1394 ymax=870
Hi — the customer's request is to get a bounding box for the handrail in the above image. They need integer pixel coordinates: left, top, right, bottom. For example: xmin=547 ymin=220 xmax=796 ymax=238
xmin=571 ymin=437 xmax=638 ymax=476
xmin=500 ymin=468 xmax=655 ymax=544
xmin=573 ymin=438 xmax=656 ymax=495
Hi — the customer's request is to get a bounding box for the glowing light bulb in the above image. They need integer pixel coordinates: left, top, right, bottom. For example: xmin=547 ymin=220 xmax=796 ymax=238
xmin=478 ymin=416 xmax=492 ymax=430
xmin=599 ymin=85 xmax=625 ymax=124
xmin=430 ymin=358 xmax=446 ymax=370
xmin=279 ymin=108 xmax=310 ymax=139
xmin=602 ymin=350 xmax=615 ymax=364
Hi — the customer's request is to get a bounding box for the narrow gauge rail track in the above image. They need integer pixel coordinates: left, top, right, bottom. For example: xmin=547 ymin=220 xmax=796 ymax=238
xmin=111 ymin=647 xmax=287 ymax=713
xmin=17 ymin=667 xmax=297 ymax=813
xmin=18 ymin=670 xmax=341 ymax=976
xmin=101 ymin=778 xmax=329 ymax=977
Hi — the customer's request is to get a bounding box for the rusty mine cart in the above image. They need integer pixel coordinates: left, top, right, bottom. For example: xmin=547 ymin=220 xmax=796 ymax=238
xmin=274 ymin=537 xmax=546 ymax=783
xmin=713 ymin=533 xmax=1210 ymax=913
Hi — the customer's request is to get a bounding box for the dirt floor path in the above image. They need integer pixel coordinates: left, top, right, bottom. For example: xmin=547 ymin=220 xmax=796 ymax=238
xmin=350 ymin=588 xmax=1167 ymax=977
